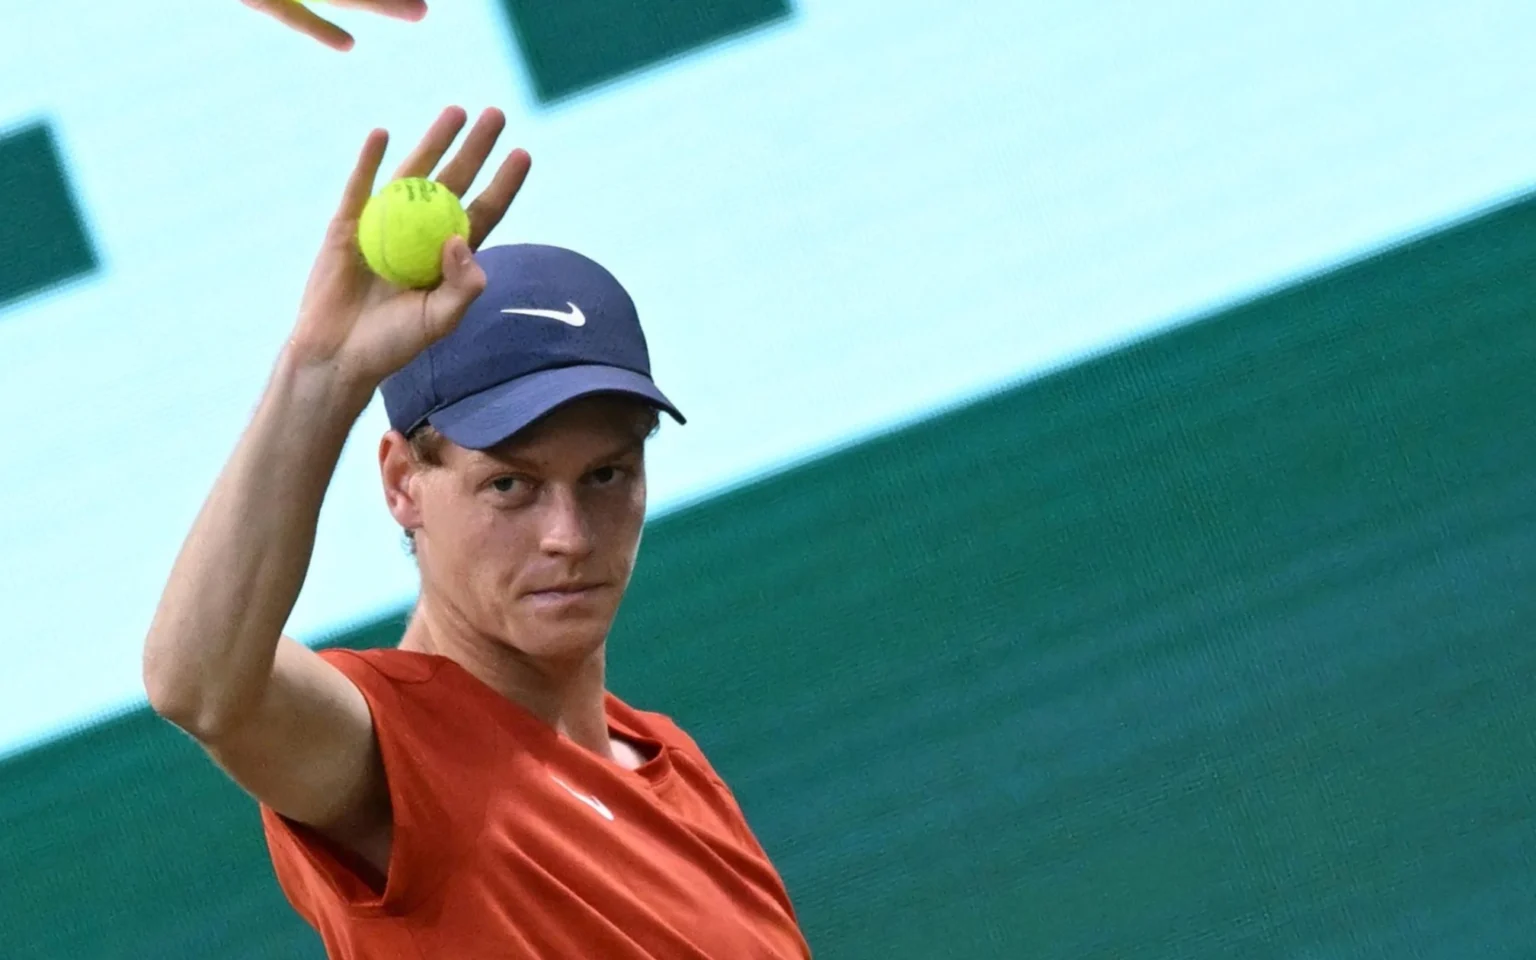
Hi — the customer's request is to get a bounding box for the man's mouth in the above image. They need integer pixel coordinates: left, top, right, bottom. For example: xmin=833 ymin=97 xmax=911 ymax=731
xmin=531 ymin=582 xmax=598 ymax=594
xmin=524 ymin=582 xmax=605 ymax=604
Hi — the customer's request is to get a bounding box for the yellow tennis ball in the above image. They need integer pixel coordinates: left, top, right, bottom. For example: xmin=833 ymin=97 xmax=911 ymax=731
xmin=356 ymin=177 xmax=470 ymax=288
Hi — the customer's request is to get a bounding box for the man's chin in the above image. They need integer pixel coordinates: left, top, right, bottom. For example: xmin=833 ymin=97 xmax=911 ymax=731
xmin=505 ymin=611 xmax=613 ymax=659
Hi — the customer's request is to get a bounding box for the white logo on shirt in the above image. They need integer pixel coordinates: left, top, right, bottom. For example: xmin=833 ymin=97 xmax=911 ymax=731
xmin=551 ymin=775 xmax=615 ymax=821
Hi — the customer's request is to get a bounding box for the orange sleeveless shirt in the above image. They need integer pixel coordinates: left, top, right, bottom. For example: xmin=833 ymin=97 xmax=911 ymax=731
xmin=260 ymin=648 xmax=811 ymax=959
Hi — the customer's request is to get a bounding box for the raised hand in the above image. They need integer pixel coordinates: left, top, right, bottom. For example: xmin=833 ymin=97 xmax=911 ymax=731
xmin=287 ymin=106 xmax=532 ymax=387
xmin=242 ymin=0 xmax=428 ymax=52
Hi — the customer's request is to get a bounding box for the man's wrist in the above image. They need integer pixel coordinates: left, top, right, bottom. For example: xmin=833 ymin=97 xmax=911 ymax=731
xmin=271 ymin=345 xmax=380 ymax=426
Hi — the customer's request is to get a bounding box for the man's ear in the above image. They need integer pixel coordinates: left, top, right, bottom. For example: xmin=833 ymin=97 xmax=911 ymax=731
xmin=379 ymin=430 xmax=424 ymax=535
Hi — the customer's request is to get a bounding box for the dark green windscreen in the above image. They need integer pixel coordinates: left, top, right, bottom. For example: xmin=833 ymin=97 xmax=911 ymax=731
xmin=497 ymin=0 xmax=792 ymax=103
xmin=4 ymin=194 xmax=1535 ymax=958
xmin=0 ymin=121 xmax=98 ymax=310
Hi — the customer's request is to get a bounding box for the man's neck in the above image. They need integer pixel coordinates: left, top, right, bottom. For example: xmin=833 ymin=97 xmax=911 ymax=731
xmin=397 ymin=602 xmax=615 ymax=762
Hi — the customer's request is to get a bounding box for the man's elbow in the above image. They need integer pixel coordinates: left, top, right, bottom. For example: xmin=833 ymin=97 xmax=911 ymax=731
xmin=142 ymin=645 xmax=240 ymax=742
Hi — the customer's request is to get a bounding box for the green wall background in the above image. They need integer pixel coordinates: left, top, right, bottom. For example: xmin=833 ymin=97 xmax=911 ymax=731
xmin=4 ymin=194 xmax=1535 ymax=958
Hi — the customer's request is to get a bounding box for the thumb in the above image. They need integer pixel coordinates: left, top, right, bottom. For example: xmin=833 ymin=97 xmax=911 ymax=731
xmin=423 ymin=235 xmax=487 ymax=335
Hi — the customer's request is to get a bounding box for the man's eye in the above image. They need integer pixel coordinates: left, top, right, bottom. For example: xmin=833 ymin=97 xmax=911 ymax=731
xmin=590 ymin=466 xmax=623 ymax=485
xmin=491 ymin=477 xmax=521 ymax=493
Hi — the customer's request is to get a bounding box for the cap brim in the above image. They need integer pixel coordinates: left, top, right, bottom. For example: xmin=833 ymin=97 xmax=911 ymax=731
xmin=425 ymin=364 xmax=685 ymax=450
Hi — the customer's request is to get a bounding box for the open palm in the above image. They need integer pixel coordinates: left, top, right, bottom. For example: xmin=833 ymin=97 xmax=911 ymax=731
xmin=288 ymin=107 xmax=532 ymax=386
xmin=242 ymin=0 xmax=427 ymax=51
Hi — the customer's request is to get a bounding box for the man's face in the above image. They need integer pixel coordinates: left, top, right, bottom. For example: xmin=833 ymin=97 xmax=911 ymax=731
xmin=387 ymin=396 xmax=652 ymax=662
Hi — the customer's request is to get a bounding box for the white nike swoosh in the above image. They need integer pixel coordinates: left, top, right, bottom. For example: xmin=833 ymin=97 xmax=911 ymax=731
xmin=551 ymin=775 xmax=614 ymax=821
xmin=500 ymin=302 xmax=586 ymax=327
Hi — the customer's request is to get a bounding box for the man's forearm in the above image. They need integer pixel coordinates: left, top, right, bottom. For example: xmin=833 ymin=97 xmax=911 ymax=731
xmin=142 ymin=348 xmax=376 ymax=738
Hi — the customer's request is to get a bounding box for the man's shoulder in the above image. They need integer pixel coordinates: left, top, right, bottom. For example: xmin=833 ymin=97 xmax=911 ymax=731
xmin=605 ymin=693 xmax=714 ymax=762
xmin=314 ymin=648 xmax=470 ymax=733
xmin=315 ymin=648 xmax=501 ymax=769
xmin=605 ymin=691 xmax=677 ymax=734
xmin=318 ymin=646 xmax=451 ymax=685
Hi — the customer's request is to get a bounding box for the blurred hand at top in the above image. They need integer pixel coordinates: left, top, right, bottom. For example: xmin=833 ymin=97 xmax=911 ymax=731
xmin=242 ymin=0 xmax=428 ymax=51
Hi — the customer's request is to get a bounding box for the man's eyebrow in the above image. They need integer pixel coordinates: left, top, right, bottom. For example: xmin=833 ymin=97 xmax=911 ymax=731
xmin=589 ymin=439 xmax=645 ymax=467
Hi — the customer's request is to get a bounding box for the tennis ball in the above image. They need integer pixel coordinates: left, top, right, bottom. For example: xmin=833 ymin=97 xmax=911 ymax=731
xmin=356 ymin=177 xmax=471 ymax=288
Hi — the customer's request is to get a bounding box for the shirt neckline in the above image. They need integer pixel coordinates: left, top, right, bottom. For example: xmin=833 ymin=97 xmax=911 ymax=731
xmin=425 ymin=654 xmax=676 ymax=789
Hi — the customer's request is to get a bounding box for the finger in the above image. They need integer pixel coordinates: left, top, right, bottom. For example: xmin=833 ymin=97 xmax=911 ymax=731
xmin=434 ymin=108 xmax=507 ymax=197
xmin=322 ymin=0 xmax=428 ymax=21
xmin=243 ymin=0 xmax=354 ymax=50
xmin=465 ymin=149 xmax=532 ymax=248
xmin=336 ymin=129 xmax=390 ymax=222
xmin=390 ymin=107 xmax=469 ymax=181
xmin=422 ymin=235 xmax=487 ymax=338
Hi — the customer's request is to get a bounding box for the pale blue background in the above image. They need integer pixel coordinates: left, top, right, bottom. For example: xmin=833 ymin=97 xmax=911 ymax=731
xmin=0 ymin=0 xmax=1532 ymax=756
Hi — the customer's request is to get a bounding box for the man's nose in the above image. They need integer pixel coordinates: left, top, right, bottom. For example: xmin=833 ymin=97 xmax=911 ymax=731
xmin=538 ymin=485 xmax=594 ymax=558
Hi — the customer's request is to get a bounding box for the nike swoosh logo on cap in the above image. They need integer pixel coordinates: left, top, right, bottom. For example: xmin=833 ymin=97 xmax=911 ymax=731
xmin=500 ymin=302 xmax=586 ymax=327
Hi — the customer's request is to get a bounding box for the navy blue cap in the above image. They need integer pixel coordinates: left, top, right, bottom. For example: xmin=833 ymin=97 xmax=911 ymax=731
xmin=381 ymin=243 xmax=684 ymax=450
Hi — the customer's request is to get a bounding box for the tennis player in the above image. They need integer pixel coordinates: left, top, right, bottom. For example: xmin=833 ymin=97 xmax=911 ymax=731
xmin=142 ymin=106 xmax=811 ymax=958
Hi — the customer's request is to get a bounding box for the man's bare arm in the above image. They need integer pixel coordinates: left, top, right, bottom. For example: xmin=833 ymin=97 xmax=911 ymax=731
xmin=141 ymin=106 xmax=528 ymax=868
xmin=142 ymin=353 xmax=384 ymax=833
